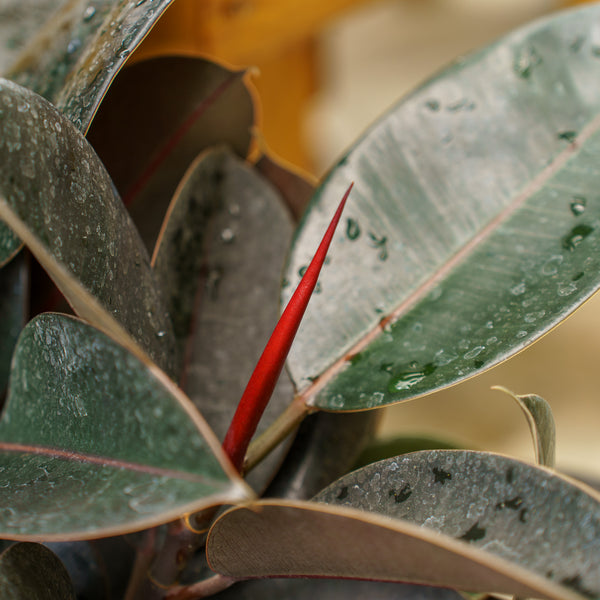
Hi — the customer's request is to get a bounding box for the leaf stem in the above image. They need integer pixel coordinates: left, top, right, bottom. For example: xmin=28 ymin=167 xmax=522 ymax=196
xmin=222 ymin=183 xmax=354 ymax=472
xmin=243 ymin=396 xmax=313 ymax=475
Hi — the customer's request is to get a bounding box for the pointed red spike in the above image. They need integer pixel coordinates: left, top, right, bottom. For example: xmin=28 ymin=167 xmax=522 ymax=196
xmin=222 ymin=183 xmax=354 ymax=471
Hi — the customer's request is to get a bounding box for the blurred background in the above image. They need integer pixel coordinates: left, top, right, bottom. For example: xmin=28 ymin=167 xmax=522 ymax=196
xmin=137 ymin=0 xmax=599 ymax=479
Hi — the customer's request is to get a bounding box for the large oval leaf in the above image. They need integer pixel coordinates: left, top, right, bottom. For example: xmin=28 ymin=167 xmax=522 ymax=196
xmin=0 ymin=78 xmax=175 ymax=373
xmin=207 ymin=450 xmax=600 ymax=599
xmin=0 ymin=542 xmax=75 ymax=599
xmin=7 ymin=0 xmax=174 ymax=133
xmin=153 ymin=148 xmax=296 ymax=490
xmin=0 ymin=313 xmax=250 ymax=540
xmin=284 ymin=5 xmax=600 ymax=410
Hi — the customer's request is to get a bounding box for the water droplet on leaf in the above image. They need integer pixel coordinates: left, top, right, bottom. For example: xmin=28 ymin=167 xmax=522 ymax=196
xmin=570 ymin=196 xmax=586 ymax=216
xmin=346 ymin=218 xmax=360 ymax=240
xmin=562 ymin=224 xmax=594 ymax=250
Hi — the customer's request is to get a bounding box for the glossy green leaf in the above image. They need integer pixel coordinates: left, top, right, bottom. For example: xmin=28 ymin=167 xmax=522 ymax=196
xmin=0 ymin=1 xmax=63 ymax=75
xmin=0 ymin=78 xmax=175 ymax=374
xmin=153 ymin=148 xmax=296 ymax=490
xmin=0 ymin=313 xmax=250 ymax=540
xmin=208 ymin=450 xmax=600 ymax=600
xmin=284 ymin=5 xmax=600 ymax=410
xmin=7 ymin=0 xmax=174 ymax=133
xmin=493 ymin=386 xmax=556 ymax=467
xmin=88 ymin=56 xmax=254 ymax=250
xmin=0 ymin=542 xmax=75 ymax=599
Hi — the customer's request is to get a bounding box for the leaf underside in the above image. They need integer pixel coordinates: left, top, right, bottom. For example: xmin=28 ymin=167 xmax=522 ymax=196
xmin=88 ymin=56 xmax=253 ymax=252
xmin=0 ymin=314 xmax=247 ymax=540
xmin=0 ymin=78 xmax=175 ymax=374
xmin=208 ymin=450 xmax=600 ymax=600
xmin=284 ymin=5 xmax=600 ymax=410
xmin=6 ymin=0 xmax=175 ymax=133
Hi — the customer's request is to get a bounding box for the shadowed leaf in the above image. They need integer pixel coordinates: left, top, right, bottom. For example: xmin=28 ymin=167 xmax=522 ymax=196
xmin=207 ymin=451 xmax=600 ymax=600
xmin=283 ymin=5 xmax=600 ymax=411
xmin=0 ymin=542 xmax=75 ymax=599
xmin=153 ymin=148 xmax=295 ymax=490
xmin=493 ymin=386 xmax=556 ymax=467
xmin=7 ymin=0 xmax=174 ymax=133
xmin=0 ymin=78 xmax=175 ymax=374
xmin=0 ymin=253 xmax=28 ymax=397
xmin=0 ymin=313 xmax=249 ymax=540
xmin=211 ymin=577 xmax=463 ymax=600
xmin=88 ymin=56 xmax=253 ymax=250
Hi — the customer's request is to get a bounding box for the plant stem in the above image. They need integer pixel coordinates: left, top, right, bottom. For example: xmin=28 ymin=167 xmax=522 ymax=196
xmin=222 ymin=182 xmax=354 ymax=471
xmin=243 ymin=395 xmax=313 ymax=474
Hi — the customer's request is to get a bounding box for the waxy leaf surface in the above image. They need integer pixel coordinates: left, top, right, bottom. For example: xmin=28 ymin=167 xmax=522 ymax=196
xmin=7 ymin=0 xmax=174 ymax=133
xmin=0 ymin=79 xmax=175 ymax=373
xmin=208 ymin=450 xmax=600 ymax=600
xmin=88 ymin=56 xmax=253 ymax=251
xmin=0 ymin=542 xmax=75 ymax=599
xmin=284 ymin=5 xmax=600 ymax=410
xmin=153 ymin=149 xmax=295 ymax=490
xmin=0 ymin=314 xmax=248 ymax=539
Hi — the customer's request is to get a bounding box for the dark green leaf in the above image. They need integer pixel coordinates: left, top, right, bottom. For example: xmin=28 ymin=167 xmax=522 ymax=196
xmin=0 ymin=79 xmax=175 ymax=374
xmin=7 ymin=0 xmax=174 ymax=133
xmin=0 ymin=542 xmax=75 ymax=599
xmin=0 ymin=313 xmax=249 ymax=539
xmin=153 ymin=148 xmax=296 ymax=491
xmin=208 ymin=450 xmax=600 ymax=599
xmin=88 ymin=56 xmax=254 ymax=251
xmin=492 ymin=386 xmax=556 ymax=467
xmin=284 ymin=5 xmax=600 ymax=410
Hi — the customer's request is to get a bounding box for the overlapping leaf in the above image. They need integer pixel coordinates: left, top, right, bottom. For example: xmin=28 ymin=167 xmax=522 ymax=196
xmin=0 ymin=542 xmax=75 ymax=599
xmin=207 ymin=450 xmax=600 ymax=599
xmin=6 ymin=0 xmax=174 ymax=133
xmin=283 ymin=5 xmax=600 ymax=410
xmin=0 ymin=313 xmax=250 ymax=540
xmin=0 ymin=78 xmax=175 ymax=373
xmin=152 ymin=148 xmax=296 ymax=490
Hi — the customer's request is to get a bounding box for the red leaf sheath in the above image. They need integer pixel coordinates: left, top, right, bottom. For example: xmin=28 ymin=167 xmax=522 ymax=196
xmin=222 ymin=183 xmax=354 ymax=471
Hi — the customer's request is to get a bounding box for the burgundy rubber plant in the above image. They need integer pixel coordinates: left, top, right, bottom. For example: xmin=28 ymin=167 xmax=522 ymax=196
xmin=0 ymin=2 xmax=600 ymax=600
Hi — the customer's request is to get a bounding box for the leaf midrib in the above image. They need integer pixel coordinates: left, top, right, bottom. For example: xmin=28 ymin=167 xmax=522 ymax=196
xmin=0 ymin=441 xmax=213 ymax=484
xmin=300 ymin=110 xmax=600 ymax=406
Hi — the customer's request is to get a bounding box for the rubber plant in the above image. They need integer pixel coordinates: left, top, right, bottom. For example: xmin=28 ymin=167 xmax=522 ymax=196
xmin=0 ymin=2 xmax=599 ymax=599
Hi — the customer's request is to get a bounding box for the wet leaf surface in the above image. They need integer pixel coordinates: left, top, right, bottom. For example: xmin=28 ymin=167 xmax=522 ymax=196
xmin=208 ymin=450 xmax=600 ymax=600
xmin=7 ymin=0 xmax=174 ymax=133
xmin=153 ymin=148 xmax=295 ymax=491
xmin=493 ymin=386 xmax=556 ymax=467
xmin=88 ymin=56 xmax=253 ymax=251
xmin=0 ymin=79 xmax=175 ymax=373
xmin=0 ymin=314 xmax=249 ymax=539
xmin=0 ymin=542 xmax=75 ymax=599
xmin=284 ymin=6 xmax=600 ymax=410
